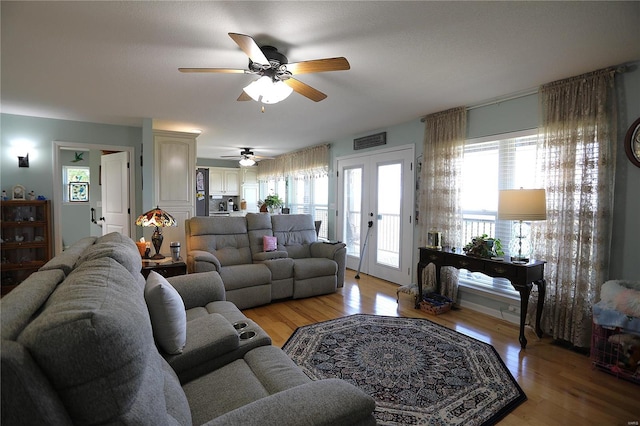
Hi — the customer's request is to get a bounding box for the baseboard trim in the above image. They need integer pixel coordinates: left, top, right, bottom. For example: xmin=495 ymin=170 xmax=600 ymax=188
xmin=458 ymin=299 xmax=520 ymax=325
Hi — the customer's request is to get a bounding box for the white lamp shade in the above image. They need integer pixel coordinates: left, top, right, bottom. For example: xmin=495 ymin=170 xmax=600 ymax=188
xmin=239 ymin=157 xmax=255 ymax=167
xmin=498 ymin=189 xmax=546 ymax=221
xmin=243 ymin=76 xmax=293 ymax=104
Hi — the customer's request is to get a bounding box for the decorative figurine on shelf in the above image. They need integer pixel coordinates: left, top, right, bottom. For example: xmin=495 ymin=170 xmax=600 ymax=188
xmin=27 ymin=190 xmax=36 ymax=200
xmin=37 ymin=195 xmax=47 ymax=200
xmin=2 ymin=190 xmax=7 ymax=200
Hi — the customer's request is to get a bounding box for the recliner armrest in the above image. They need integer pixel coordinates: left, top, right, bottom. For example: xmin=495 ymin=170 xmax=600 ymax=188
xmin=167 ymin=271 xmax=226 ymax=309
xmin=203 ymin=379 xmax=376 ymax=426
xmin=188 ymin=250 xmax=222 ymax=271
xmin=164 ymin=313 xmax=239 ymax=376
xmin=310 ymin=241 xmax=346 ymax=260
xmin=252 ymin=250 xmax=289 ymax=262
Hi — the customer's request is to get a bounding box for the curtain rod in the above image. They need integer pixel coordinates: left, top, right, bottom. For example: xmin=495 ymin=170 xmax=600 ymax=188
xmin=420 ymin=65 xmax=630 ymax=122
xmin=420 ymin=89 xmax=536 ymax=122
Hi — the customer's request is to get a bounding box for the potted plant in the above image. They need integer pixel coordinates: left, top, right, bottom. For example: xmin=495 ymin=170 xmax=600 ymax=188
xmin=260 ymin=194 xmax=283 ymax=213
xmin=463 ymin=234 xmax=504 ymax=259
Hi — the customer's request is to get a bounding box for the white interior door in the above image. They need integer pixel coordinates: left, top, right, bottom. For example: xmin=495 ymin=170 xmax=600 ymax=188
xmin=101 ymin=151 xmax=130 ymax=235
xmin=337 ymin=146 xmax=414 ymax=285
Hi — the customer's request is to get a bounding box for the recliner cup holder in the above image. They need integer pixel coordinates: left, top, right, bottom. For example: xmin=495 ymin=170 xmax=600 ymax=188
xmin=239 ymin=330 xmax=256 ymax=340
xmin=233 ymin=321 xmax=248 ymax=331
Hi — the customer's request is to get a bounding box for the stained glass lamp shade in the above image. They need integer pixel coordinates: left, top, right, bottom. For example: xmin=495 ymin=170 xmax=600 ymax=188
xmin=135 ymin=206 xmax=177 ymax=259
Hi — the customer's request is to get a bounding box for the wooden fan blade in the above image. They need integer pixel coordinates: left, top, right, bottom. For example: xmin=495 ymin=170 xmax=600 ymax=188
xmin=179 ymin=68 xmax=246 ymax=74
xmin=228 ymin=33 xmax=269 ymax=65
xmin=237 ymin=91 xmax=252 ymax=101
xmin=283 ymin=78 xmax=327 ymax=102
xmin=285 ymin=57 xmax=350 ymax=75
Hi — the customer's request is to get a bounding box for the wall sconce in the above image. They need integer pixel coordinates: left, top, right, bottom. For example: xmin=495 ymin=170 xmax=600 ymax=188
xmin=18 ymin=154 xmax=29 ymax=168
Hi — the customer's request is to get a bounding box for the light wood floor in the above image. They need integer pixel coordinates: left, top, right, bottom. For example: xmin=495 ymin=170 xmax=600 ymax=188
xmin=243 ymin=269 xmax=640 ymax=426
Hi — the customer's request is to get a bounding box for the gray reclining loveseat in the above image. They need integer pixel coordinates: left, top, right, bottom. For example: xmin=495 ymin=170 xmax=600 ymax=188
xmin=185 ymin=213 xmax=346 ymax=309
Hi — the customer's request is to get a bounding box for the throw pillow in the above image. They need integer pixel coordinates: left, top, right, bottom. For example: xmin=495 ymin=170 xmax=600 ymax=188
xmin=144 ymin=271 xmax=187 ymax=354
xmin=263 ymin=235 xmax=277 ymax=252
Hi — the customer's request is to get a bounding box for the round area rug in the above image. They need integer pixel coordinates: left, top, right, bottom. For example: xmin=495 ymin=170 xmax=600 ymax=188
xmin=282 ymin=314 xmax=526 ymax=426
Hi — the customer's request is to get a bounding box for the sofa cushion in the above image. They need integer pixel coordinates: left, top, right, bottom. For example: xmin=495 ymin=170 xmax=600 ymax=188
xmin=246 ymin=212 xmax=274 ymax=256
xmin=184 ymin=358 xmax=271 ymax=424
xmin=161 ymin=358 xmax=193 ymax=425
xmin=187 ymin=217 xmax=252 ymax=266
xmin=17 ymin=257 xmax=175 ymax=425
xmin=183 ymin=346 xmax=310 ymax=425
xmin=271 ymin=214 xmax=318 ymax=258
xmin=293 ymin=257 xmax=338 ymax=280
xmin=76 ymin=237 xmax=143 ymax=279
xmin=219 ymin=264 xmax=271 ymax=291
xmin=1 ymin=269 xmax=65 ymax=340
xmin=145 ymin=271 xmax=187 ymax=355
xmin=1 ymin=340 xmax=73 ymax=426
xmin=38 ymin=236 xmax=96 ymax=276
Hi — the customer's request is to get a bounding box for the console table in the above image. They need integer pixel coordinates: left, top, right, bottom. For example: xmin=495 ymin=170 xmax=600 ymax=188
xmin=417 ymin=247 xmax=546 ymax=349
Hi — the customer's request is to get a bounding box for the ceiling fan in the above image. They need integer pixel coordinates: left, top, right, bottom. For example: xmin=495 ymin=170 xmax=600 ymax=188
xmin=221 ymin=148 xmax=274 ymax=166
xmin=179 ymin=33 xmax=350 ymax=103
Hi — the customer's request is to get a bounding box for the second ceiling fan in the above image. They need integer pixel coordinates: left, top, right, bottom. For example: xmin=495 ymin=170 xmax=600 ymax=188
xmin=179 ymin=33 xmax=350 ymax=103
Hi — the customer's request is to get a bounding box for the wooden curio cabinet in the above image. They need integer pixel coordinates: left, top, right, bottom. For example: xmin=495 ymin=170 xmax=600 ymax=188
xmin=1 ymin=200 xmax=52 ymax=295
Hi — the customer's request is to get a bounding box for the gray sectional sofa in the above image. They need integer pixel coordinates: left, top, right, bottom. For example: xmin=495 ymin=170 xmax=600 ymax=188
xmin=0 ymin=232 xmax=376 ymax=425
xmin=185 ymin=213 xmax=347 ymax=309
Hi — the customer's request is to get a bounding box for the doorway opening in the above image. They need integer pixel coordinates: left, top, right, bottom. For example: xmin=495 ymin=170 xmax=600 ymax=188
xmin=53 ymin=141 xmax=135 ymax=254
xmin=336 ymin=145 xmax=414 ymax=285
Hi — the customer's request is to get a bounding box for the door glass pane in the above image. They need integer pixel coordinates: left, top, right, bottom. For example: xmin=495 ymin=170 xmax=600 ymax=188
xmin=343 ymin=167 xmax=362 ymax=257
xmin=376 ymin=163 xmax=401 ymax=268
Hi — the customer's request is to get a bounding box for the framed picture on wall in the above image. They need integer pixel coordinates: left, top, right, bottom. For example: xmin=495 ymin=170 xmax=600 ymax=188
xmin=69 ymin=182 xmax=89 ymax=202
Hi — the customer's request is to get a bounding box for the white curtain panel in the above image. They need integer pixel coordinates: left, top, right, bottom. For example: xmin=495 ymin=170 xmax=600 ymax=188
xmin=257 ymin=144 xmax=329 ymax=181
xmin=532 ymin=67 xmax=617 ymax=347
xmin=419 ymin=106 xmax=466 ymax=302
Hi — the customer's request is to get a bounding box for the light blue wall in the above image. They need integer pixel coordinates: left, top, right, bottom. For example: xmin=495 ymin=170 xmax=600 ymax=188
xmin=1 ymin=113 xmax=142 ymax=243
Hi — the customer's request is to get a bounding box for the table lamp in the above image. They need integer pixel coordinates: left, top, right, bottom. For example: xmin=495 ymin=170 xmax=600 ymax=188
xmin=497 ymin=189 xmax=546 ymax=264
xmin=135 ymin=206 xmax=177 ymax=259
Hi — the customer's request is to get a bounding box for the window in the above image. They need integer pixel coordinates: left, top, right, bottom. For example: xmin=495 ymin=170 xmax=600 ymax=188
xmin=63 ymin=166 xmax=90 ymax=203
xmin=260 ymin=175 xmax=329 ymax=240
xmin=459 ymin=130 xmax=539 ymax=295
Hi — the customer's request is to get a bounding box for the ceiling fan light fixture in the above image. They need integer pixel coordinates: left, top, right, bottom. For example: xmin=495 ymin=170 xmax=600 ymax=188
xmin=239 ymin=156 xmax=256 ymax=167
xmin=243 ymin=76 xmax=293 ymax=104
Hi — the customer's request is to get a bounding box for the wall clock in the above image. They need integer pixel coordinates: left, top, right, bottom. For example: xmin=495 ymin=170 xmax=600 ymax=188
xmin=12 ymin=184 xmax=26 ymax=200
xmin=624 ymin=116 xmax=640 ymax=168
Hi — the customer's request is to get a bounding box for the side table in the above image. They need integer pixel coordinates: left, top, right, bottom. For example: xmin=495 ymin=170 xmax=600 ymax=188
xmin=141 ymin=258 xmax=187 ymax=279
xmin=417 ymin=247 xmax=546 ymax=349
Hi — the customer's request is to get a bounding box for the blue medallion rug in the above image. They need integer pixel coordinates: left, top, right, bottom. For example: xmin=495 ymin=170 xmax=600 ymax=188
xmin=282 ymin=314 xmax=526 ymax=425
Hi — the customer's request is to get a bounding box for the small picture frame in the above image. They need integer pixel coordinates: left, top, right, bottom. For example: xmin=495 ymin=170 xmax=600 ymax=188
xmin=69 ymin=182 xmax=89 ymax=202
xmin=12 ymin=184 xmax=26 ymax=200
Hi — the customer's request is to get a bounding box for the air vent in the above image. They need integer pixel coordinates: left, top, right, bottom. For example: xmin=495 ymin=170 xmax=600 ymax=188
xmin=353 ymin=132 xmax=386 ymax=150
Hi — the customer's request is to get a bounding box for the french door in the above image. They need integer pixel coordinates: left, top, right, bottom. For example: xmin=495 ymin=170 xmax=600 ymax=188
xmin=336 ymin=146 xmax=414 ymax=285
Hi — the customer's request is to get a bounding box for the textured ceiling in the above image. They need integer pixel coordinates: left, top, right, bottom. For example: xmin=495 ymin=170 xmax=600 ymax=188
xmin=2 ymin=1 xmax=639 ymax=160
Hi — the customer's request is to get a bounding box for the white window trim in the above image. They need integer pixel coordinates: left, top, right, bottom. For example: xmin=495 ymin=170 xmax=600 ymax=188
xmin=460 ymin=128 xmax=539 ymax=298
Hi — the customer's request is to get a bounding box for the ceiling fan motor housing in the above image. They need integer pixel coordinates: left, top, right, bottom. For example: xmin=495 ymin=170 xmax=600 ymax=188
xmin=249 ymin=46 xmax=290 ymax=80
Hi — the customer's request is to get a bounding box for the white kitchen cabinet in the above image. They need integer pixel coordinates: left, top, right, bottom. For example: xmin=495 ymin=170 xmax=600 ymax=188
xmin=209 ymin=168 xmax=240 ymax=195
xmin=153 ymin=130 xmax=198 ymax=251
xmin=241 ymin=168 xmax=258 ymax=185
